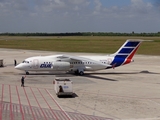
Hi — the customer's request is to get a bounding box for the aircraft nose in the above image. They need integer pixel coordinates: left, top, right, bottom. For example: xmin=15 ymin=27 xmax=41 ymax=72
xmin=15 ymin=64 xmax=23 ymax=70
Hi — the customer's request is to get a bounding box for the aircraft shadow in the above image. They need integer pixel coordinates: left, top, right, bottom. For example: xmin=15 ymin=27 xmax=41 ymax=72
xmin=85 ymin=72 xmax=138 ymax=75
xmin=84 ymin=75 xmax=118 ymax=81
xmin=20 ymin=73 xmax=75 ymax=77
xmin=85 ymin=70 xmax=160 ymax=75
xmin=19 ymin=70 xmax=159 ymax=78
xmin=83 ymin=70 xmax=159 ymax=81
xmin=139 ymin=70 xmax=160 ymax=74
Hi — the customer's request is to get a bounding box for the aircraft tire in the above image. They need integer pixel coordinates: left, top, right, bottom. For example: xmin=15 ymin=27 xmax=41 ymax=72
xmin=26 ymin=72 xmax=29 ymax=75
xmin=74 ymin=70 xmax=79 ymax=75
xmin=79 ymin=71 xmax=84 ymax=76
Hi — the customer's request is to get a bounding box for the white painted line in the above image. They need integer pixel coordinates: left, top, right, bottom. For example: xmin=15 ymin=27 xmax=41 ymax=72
xmin=148 ymin=99 xmax=160 ymax=106
xmin=46 ymin=89 xmax=72 ymax=120
xmin=122 ymin=118 xmax=160 ymax=120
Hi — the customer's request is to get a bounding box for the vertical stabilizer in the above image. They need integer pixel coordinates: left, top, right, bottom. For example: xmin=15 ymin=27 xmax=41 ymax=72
xmin=111 ymin=40 xmax=142 ymax=67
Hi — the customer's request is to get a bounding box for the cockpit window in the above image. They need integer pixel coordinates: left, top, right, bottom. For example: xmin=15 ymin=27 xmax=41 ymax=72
xmin=22 ymin=60 xmax=29 ymax=63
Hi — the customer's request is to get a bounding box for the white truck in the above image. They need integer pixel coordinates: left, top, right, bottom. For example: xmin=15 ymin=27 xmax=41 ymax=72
xmin=54 ymin=78 xmax=73 ymax=96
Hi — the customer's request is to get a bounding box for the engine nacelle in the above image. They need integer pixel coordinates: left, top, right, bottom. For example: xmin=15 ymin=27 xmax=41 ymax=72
xmin=52 ymin=62 xmax=70 ymax=71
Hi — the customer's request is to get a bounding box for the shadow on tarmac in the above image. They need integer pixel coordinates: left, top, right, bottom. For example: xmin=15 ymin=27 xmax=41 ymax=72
xmin=84 ymin=75 xmax=118 ymax=81
xmin=19 ymin=70 xmax=159 ymax=82
xmin=85 ymin=70 xmax=160 ymax=75
xmin=81 ymin=70 xmax=160 ymax=81
xmin=57 ymin=93 xmax=78 ymax=98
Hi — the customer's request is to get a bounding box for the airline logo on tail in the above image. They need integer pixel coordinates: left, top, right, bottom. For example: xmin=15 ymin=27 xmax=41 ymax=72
xmin=111 ymin=40 xmax=142 ymax=67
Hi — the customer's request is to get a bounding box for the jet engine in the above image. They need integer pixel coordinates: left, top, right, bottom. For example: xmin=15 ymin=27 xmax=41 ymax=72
xmin=52 ymin=62 xmax=70 ymax=71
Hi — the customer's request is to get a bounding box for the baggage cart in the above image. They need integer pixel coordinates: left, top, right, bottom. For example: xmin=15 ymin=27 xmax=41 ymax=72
xmin=54 ymin=78 xmax=73 ymax=96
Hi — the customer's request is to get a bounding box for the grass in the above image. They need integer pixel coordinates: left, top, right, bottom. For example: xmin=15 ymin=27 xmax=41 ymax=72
xmin=0 ymin=36 xmax=160 ymax=55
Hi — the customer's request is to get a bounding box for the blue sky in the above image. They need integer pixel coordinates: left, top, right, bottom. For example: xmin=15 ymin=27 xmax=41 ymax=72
xmin=0 ymin=0 xmax=160 ymax=33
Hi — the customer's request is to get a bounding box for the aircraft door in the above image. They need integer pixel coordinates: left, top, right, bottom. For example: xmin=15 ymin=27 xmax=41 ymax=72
xmin=33 ymin=59 xmax=39 ymax=69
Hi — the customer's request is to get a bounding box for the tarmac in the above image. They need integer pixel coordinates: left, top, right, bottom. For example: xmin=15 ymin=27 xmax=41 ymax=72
xmin=0 ymin=48 xmax=160 ymax=120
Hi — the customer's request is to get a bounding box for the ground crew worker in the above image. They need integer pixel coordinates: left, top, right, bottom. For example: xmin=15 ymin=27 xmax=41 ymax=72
xmin=59 ymin=85 xmax=64 ymax=92
xmin=21 ymin=76 xmax=26 ymax=87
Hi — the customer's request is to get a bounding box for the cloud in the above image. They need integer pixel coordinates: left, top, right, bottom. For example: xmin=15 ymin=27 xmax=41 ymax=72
xmin=43 ymin=0 xmax=65 ymax=12
xmin=33 ymin=0 xmax=90 ymax=13
xmin=68 ymin=0 xmax=86 ymax=4
xmin=3 ymin=0 xmax=28 ymax=11
xmin=130 ymin=0 xmax=153 ymax=14
xmin=0 ymin=0 xmax=154 ymax=18
xmin=0 ymin=0 xmax=159 ymax=33
xmin=94 ymin=0 xmax=102 ymax=11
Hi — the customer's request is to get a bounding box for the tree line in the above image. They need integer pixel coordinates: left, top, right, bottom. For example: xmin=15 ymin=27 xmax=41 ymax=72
xmin=0 ymin=32 xmax=160 ymax=36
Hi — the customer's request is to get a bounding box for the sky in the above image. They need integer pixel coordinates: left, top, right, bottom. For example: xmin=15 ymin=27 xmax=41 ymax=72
xmin=0 ymin=0 xmax=160 ymax=33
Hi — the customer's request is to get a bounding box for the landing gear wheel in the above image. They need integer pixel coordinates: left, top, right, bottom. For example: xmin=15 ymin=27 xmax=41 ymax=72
xmin=26 ymin=72 xmax=29 ymax=75
xmin=79 ymin=71 xmax=84 ymax=76
xmin=74 ymin=70 xmax=79 ymax=75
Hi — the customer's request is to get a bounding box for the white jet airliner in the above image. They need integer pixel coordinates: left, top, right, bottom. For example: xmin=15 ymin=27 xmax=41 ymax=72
xmin=15 ymin=39 xmax=143 ymax=75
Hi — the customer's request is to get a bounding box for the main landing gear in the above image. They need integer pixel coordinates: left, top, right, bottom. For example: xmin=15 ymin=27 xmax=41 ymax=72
xmin=79 ymin=71 xmax=84 ymax=76
xmin=26 ymin=71 xmax=29 ymax=75
xmin=74 ymin=69 xmax=84 ymax=76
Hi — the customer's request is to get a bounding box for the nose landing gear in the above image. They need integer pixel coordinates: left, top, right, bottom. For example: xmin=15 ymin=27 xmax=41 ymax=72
xmin=26 ymin=71 xmax=29 ymax=75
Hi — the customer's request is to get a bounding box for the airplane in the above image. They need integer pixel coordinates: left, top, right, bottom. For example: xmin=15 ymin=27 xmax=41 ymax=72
xmin=15 ymin=39 xmax=144 ymax=75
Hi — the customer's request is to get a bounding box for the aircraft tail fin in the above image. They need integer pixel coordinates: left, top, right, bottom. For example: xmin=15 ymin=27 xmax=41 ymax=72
xmin=111 ymin=39 xmax=143 ymax=66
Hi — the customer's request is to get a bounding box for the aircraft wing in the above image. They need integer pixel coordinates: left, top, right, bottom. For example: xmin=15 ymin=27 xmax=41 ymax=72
xmin=58 ymin=54 xmax=112 ymax=68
